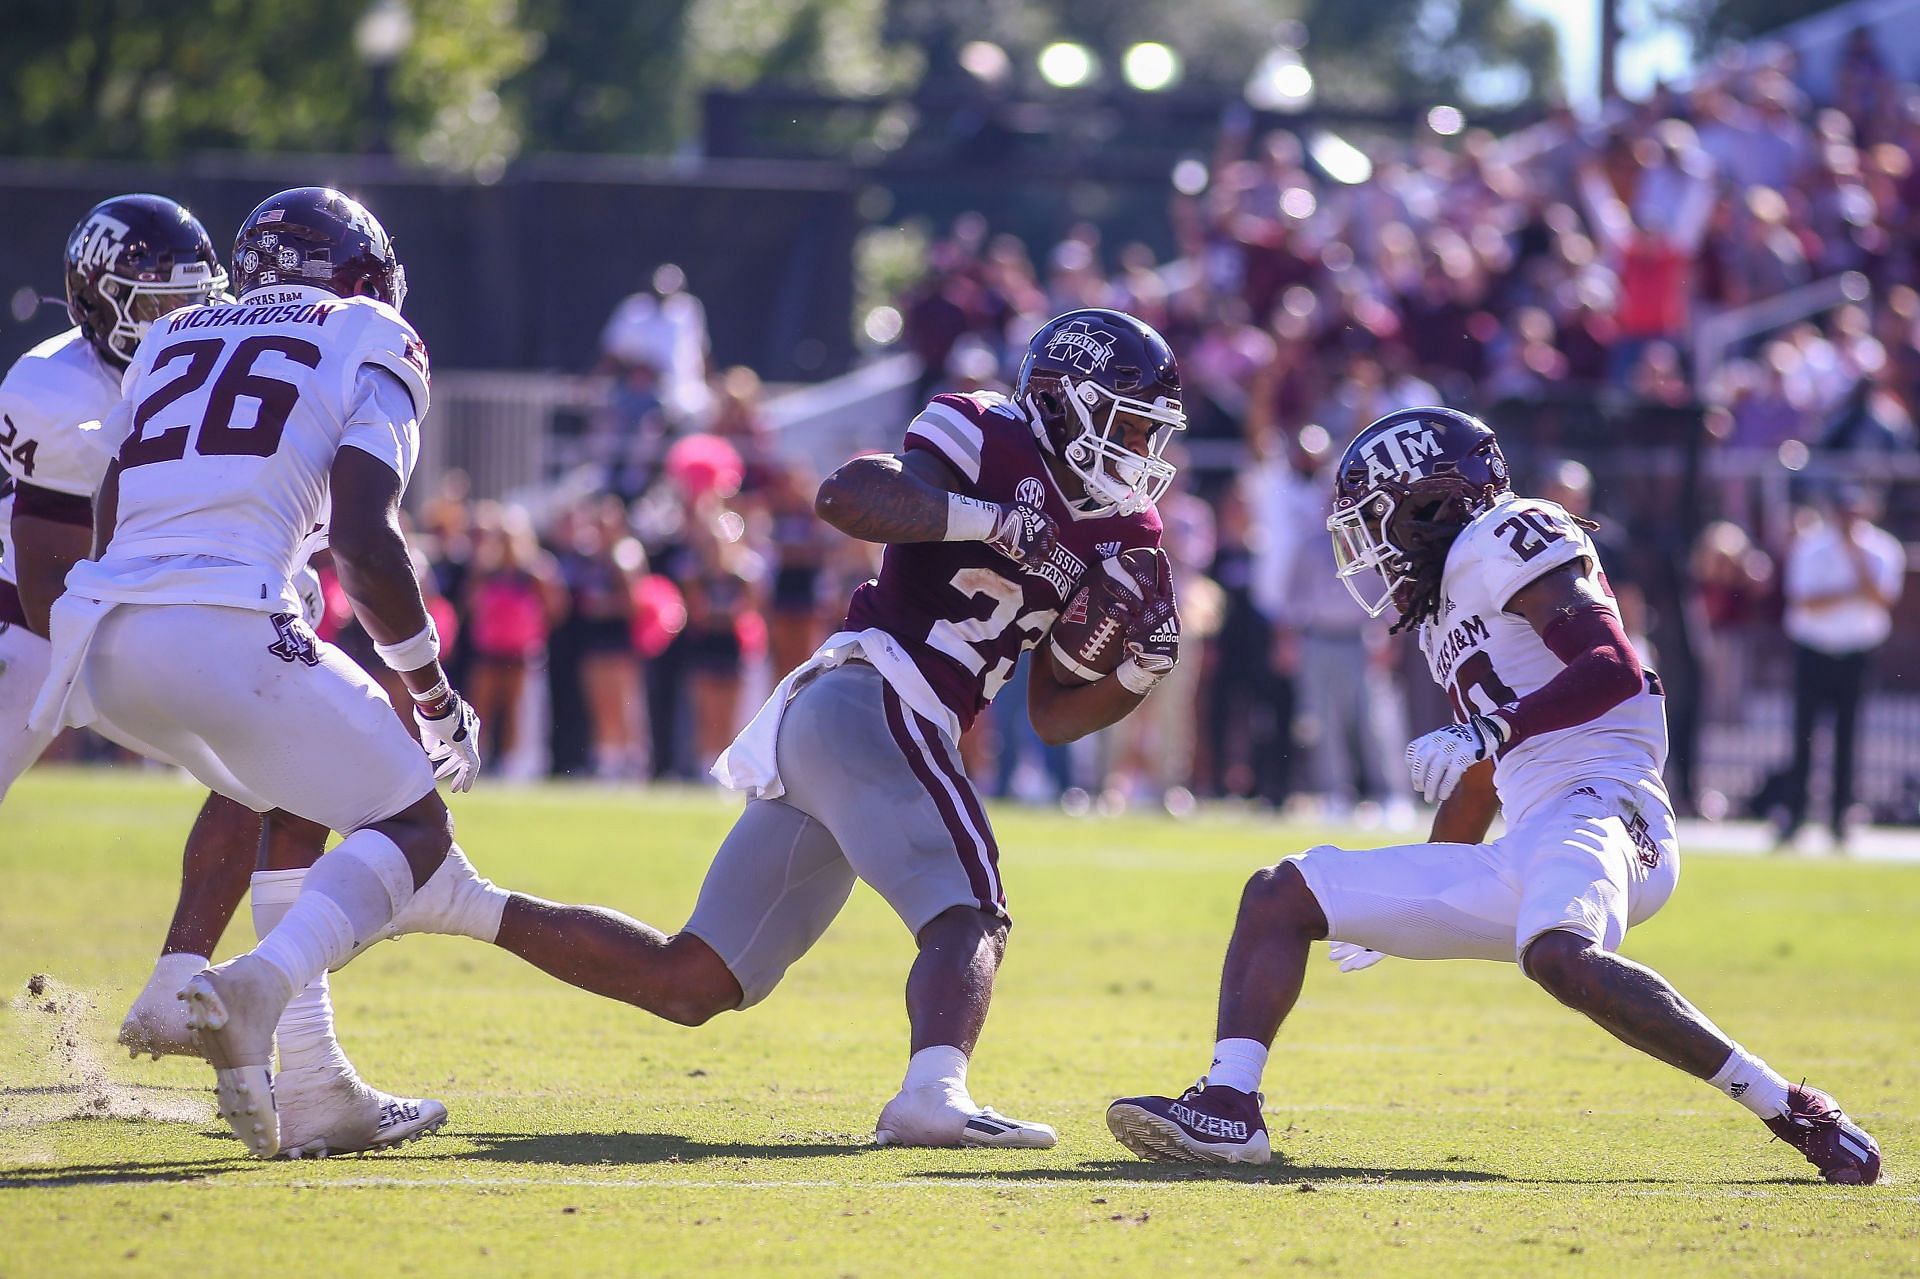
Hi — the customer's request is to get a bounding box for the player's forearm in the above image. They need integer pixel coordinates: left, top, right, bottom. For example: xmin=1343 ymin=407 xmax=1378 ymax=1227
xmin=90 ymin=461 xmax=121 ymax=562
xmin=11 ymin=494 xmax=92 ymax=637
xmin=329 ymin=521 xmax=444 ymax=696
xmin=1429 ymin=759 xmax=1498 ymax=843
xmin=1028 ymin=666 xmax=1145 ymax=746
xmin=815 ymin=455 xmax=988 ymax=545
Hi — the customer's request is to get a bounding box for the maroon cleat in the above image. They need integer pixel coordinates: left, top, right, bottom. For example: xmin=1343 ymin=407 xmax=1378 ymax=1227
xmin=1764 ymin=1084 xmax=1882 ymax=1185
xmin=1107 ymin=1081 xmax=1271 ymax=1164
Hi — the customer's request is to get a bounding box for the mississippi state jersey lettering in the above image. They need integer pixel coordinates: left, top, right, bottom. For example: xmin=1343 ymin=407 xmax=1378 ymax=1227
xmin=90 ymin=287 xmax=428 ymax=611
xmin=0 ymin=328 xmax=124 ymax=591
xmin=843 ymin=391 xmax=1162 ymax=731
xmin=1419 ymin=495 xmax=1668 ymax=824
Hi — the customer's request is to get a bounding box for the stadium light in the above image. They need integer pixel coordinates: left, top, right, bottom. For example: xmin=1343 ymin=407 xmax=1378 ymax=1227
xmin=864 ymin=306 xmax=904 ymax=346
xmin=353 ymin=0 xmax=414 ymax=67
xmin=1037 ymin=42 xmax=1097 ymax=89
xmin=1123 ymin=43 xmax=1181 ymax=92
xmin=1308 ymin=129 xmax=1372 ymax=185
xmin=1427 ymin=105 xmax=1465 ymax=136
xmin=1170 ymin=159 xmax=1209 ymax=196
xmin=959 ymin=40 xmax=1011 ymax=86
xmin=1245 ymin=46 xmax=1313 ymax=112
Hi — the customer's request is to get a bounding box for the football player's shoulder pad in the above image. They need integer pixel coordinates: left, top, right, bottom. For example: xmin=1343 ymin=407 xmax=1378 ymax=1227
xmin=342 ymin=295 xmax=431 ymax=421
xmin=1444 ymin=494 xmax=1590 ymax=613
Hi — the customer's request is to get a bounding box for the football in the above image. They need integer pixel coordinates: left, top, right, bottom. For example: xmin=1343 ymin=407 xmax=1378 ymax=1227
xmin=1046 ymin=552 xmax=1146 ymax=685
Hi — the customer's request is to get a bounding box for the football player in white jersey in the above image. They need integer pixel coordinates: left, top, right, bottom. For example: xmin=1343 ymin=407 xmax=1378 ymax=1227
xmin=1108 ymin=408 xmax=1881 ymax=1185
xmin=30 ymin=187 xmax=486 ymax=1159
xmin=0 ymin=197 xmax=403 ymax=1103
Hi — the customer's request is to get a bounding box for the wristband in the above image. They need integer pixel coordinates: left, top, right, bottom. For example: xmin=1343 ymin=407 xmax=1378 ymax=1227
xmin=410 ymin=679 xmax=454 ymax=717
xmin=373 ymin=618 xmax=440 ymax=671
xmin=944 ymin=493 xmax=1001 ymax=542
xmin=1114 ymin=657 xmax=1164 ymax=696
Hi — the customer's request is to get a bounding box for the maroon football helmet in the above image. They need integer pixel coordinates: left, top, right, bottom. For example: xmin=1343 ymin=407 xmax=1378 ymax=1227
xmin=231 ymin=187 xmax=406 ymax=309
xmin=1327 ymin=406 xmax=1510 ymax=617
xmin=1015 ymin=309 xmax=1185 ymax=516
xmin=65 ymin=194 xmax=227 ymax=367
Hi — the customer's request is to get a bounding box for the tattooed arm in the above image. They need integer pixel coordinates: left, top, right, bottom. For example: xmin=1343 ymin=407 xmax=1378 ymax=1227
xmin=815 ymin=451 xmax=1059 ymax=565
xmin=813 ymin=450 xmax=960 ymax=543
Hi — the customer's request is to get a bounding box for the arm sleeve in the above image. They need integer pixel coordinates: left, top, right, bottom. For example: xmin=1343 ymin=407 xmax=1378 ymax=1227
xmin=338 ymin=366 xmax=421 ymax=485
xmin=1493 ymin=604 xmax=1645 ymax=750
xmin=903 ymin=396 xmax=985 ymax=485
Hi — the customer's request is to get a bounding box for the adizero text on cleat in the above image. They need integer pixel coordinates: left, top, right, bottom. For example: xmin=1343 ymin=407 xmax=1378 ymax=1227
xmin=1107 ymin=1080 xmax=1271 ymax=1164
xmin=1765 ymin=1084 xmax=1882 ymax=1185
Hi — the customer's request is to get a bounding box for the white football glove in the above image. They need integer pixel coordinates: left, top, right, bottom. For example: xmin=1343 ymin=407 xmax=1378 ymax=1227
xmin=1327 ymin=942 xmax=1385 ymax=973
xmin=415 ymin=694 xmax=483 ymax=793
xmin=294 ymin=565 xmax=327 ymax=630
xmin=1405 ymin=713 xmax=1508 ymax=804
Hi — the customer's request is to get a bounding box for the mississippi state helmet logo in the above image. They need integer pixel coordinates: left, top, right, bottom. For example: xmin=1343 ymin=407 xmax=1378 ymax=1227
xmin=1043 ymin=319 xmax=1115 ymax=375
xmin=1363 ymin=420 xmax=1446 ymax=483
xmin=70 ymin=214 xmax=131 ymax=273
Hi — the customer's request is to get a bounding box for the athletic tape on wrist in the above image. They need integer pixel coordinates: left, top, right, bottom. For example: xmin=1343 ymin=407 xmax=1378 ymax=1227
xmin=945 ymin=493 xmax=1001 ymax=542
xmin=1114 ymin=657 xmax=1164 ymax=696
xmin=410 ymin=678 xmax=452 ymax=710
xmin=373 ymin=618 xmax=440 ymax=671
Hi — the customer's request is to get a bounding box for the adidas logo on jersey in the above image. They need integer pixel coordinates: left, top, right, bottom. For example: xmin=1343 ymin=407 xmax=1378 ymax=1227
xmin=1096 ymin=541 xmax=1123 ymax=559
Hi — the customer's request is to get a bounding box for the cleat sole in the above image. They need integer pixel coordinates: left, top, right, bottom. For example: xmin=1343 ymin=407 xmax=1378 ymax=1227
xmin=1106 ymin=1104 xmax=1270 ymax=1166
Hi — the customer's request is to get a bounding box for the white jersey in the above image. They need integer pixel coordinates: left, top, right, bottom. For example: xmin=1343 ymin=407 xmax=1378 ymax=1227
xmin=80 ymin=286 xmax=428 ymax=614
xmin=1418 ymin=494 xmax=1668 ymax=826
xmin=0 ymin=328 xmax=124 ymax=588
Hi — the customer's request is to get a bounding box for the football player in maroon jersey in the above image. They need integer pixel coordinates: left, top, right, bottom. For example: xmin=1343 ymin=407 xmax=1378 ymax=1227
xmin=401 ymin=310 xmax=1187 ymax=1146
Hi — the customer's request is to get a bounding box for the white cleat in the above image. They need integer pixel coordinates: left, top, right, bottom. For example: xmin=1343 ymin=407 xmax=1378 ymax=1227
xmin=118 ymin=953 xmax=207 ymax=1060
xmin=873 ymin=1084 xmax=1057 ymax=1150
xmin=275 ymin=1066 xmax=450 ymax=1159
xmin=179 ymin=956 xmax=288 ymax=1158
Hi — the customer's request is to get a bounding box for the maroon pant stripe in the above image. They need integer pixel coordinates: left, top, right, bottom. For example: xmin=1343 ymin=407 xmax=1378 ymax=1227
xmin=880 ymin=683 xmax=995 ymax=910
xmin=915 ymin=709 xmax=1004 ymax=906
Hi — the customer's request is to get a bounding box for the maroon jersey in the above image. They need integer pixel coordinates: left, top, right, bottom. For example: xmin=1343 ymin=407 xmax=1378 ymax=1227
xmin=842 ymin=391 xmax=1163 ymax=731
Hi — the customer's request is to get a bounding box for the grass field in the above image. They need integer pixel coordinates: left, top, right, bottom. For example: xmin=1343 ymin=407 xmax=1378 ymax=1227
xmin=1 ymin=768 xmax=1915 ymax=1277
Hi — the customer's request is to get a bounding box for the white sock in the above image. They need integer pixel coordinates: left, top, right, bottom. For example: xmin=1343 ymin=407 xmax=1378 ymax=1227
xmin=902 ymin=1045 xmax=970 ymax=1096
xmin=252 ymin=870 xmax=351 ymax=1077
xmin=1207 ymin=1038 xmax=1269 ymax=1095
xmin=251 ymin=831 xmax=414 ymax=995
xmin=383 ymin=843 xmax=509 ymax=944
xmin=1708 ymin=1042 xmax=1790 ymax=1119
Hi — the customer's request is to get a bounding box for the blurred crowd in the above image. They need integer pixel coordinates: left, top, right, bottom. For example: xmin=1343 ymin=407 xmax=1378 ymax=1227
xmin=60 ymin=34 xmax=1915 ymax=829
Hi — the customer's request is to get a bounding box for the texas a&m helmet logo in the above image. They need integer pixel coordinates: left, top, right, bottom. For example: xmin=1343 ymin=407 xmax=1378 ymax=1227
xmin=1362 ymin=420 xmax=1446 ymax=484
xmin=70 ymin=213 xmax=132 ymax=273
xmin=1043 ymin=319 xmax=1116 ymax=376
